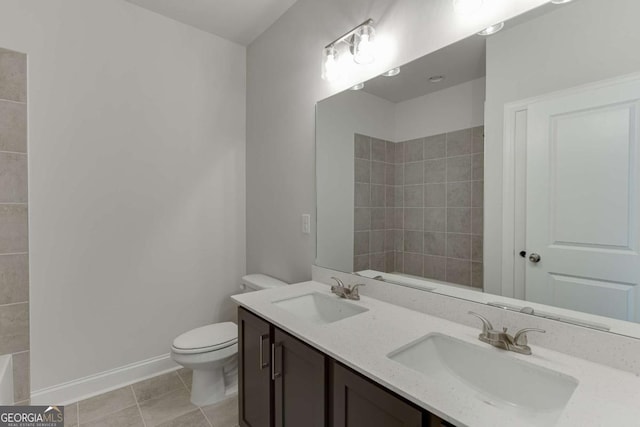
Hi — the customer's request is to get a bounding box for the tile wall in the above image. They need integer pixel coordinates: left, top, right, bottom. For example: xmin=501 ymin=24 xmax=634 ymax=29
xmin=0 ymin=48 xmax=29 ymax=404
xmin=354 ymin=126 xmax=484 ymax=288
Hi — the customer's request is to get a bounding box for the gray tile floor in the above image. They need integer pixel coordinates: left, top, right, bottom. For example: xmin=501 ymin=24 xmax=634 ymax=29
xmin=63 ymin=369 xmax=238 ymax=427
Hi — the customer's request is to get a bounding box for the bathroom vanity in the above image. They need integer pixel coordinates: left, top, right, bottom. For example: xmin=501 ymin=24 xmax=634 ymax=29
xmin=233 ymin=281 xmax=640 ymax=427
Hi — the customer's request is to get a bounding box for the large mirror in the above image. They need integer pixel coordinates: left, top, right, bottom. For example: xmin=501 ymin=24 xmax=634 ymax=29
xmin=316 ymin=0 xmax=640 ymax=338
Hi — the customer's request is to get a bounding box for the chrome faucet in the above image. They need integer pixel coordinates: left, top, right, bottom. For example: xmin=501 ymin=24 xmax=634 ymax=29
xmin=468 ymin=312 xmax=545 ymax=355
xmin=330 ymin=277 xmax=365 ymax=301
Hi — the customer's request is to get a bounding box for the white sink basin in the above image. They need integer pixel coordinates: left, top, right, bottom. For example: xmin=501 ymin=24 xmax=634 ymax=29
xmin=388 ymin=333 xmax=578 ymax=426
xmin=272 ymin=292 xmax=368 ymax=325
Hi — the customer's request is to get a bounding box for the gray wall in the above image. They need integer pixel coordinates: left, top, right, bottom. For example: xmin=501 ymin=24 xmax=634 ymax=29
xmin=246 ymin=0 xmax=548 ymax=283
xmin=0 ymin=48 xmax=29 ymax=404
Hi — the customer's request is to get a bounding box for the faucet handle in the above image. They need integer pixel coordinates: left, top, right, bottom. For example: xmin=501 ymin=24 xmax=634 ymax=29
xmin=330 ymin=277 xmax=345 ymax=289
xmin=468 ymin=312 xmax=494 ymax=335
xmin=513 ymin=328 xmax=546 ymax=346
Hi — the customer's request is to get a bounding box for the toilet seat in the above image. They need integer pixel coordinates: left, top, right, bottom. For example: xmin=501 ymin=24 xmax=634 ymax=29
xmin=172 ymin=322 xmax=238 ymax=355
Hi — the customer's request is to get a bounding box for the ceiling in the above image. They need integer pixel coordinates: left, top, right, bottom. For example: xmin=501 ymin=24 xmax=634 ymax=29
xmin=125 ymin=0 xmax=299 ymax=45
xmin=362 ymin=36 xmax=487 ymax=104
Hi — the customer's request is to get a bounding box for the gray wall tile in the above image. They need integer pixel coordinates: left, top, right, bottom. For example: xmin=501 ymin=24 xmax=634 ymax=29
xmin=385 ymin=186 xmax=395 ymax=206
xmin=404 ymin=185 xmax=423 ymax=207
xmin=385 ymin=141 xmax=395 ymax=164
xmin=424 ymin=207 xmax=445 ymax=232
xmin=0 ymin=302 xmax=29 ymax=354
xmin=446 ymin=258 xmax=471 ymax=286
xmin=0 ymin=153 xmax=27 ymax=203
xmin=472 ymin=207 xmax=483 ymax=235
xmin=404 ymin=208 xmax=423 ymax=231
xmin=354 ymin=255 xmax=369 ymax=271
xmin=472 ymin=181 xmax=484 ymax=207
xmin=472 ymin=235 xmax=483 ymax=262
xmin=404 ymin=162 xmax=423 ymax=185
xmin=371 ymin=138 xmax=386 ymax=161
xmin=371 ymin=208 xmax=385 ymax=230
xmin=354 ymin=232 xmax=369 ymax=256
xmin=446 ymin=181 xmax=471 ymax=207
xmin=354 ymin=183 xmax=370 ymax=207
xmin=384 ymin=230 xmax=395 ymax=252
xmin=472 ymin=153 xmax=484 ymax=181
xmin=424 ymin=232 xmax=446 ymax=256
xmin=424 ymin=183 xmax=445 ymax=207
xmin=404 ymin=230 xmax=423 ymax=253
xmin=0 ymin=204 xmax=28 ymax=254
xmin=12 ymin=351 xmax=29 ymax=402
xmin=371 ymin=184 xmax=385 ymax=207
xmin=385 ymin=163 xmax=395 ymax=185
xmin=446 ymin=155 xmax=472 ymax=181
xmin=394 ymin=208 xmax=403 ymax=229
xmin=404 ymin=138 xmax=424 ymax=160
xmin=424 ymin=134 xmax=446 ymax=159
xmin=403 ymin=253 xmax=423 ymax=276
xmin=385 ymin=252 xmax=395 ymax=273
xmin=446 ymin=128 xmax=473 ymax=156
xmin=384 ymin=208 xmax=395 ymax=229
xmin=370 ymin=253 xmax=385 ymax=271
xmin=370 ymin=230 xmax=385 ymax=253
xmin=371 ymin=161 xmax=385 ymax=185
xmin=472 ymin=262 xmax=483 ymax=288
xmin=394 ymin=142 xmax=404 ymax=164
xmin=424 ymin=255 xmax=446 ymax=281
xmin=446 ymin=234 xmax=471 ymax=260
xmin=447 ymin=208 xmax=471 ymax=233
xmin=0 ymin=254 xmax=28 ymax=305
xmin=354 ymin=134 xmax=370 ymax=159
xmin=0 ymin=52 xmax=27 ymax=103
xmin=354 ymin=159 xmax=370 ymax=183
xmin=424 ymin=158 xmax=445 ymax=183
xmin=0 ymin=101 xmax=27 ymax=153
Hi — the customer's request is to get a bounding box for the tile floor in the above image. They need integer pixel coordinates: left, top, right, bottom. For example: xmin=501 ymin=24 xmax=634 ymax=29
xmin=63 ymin=369 xmax=238 ymax=427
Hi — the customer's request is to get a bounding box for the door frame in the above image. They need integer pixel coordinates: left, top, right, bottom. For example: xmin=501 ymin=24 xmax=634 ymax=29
xmin=500 ymin=72 xmax=640 ymax=299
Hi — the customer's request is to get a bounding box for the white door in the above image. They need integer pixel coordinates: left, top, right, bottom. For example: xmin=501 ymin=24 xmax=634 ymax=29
xmin=525 ymin=78 xmax=640 ymax=321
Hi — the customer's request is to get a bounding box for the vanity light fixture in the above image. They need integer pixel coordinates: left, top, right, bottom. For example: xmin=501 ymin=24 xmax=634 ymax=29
xmin=453 ymin=0 xmax=483 ymax=15
xmin=429 ymin=75 xmax=445 ymax=83
xmin=477 ymin=22 xmax=505 ymax=36
xmin=382 ymin=67 xmax=401 ymax=77
xmin=351 ymin=83 xmax=364 ymax=90
xmin=321 ymin=19 xmax=377 ymax=81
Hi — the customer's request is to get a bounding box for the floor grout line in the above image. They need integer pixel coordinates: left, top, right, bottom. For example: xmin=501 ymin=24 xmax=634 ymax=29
xmin=130 ymin=385 xmax=148 ymax=427
xmin=200 ymin=407 xmax=214 ymax=427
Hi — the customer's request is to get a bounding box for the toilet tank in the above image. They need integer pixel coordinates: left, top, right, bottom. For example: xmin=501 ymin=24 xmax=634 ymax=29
xmin=241 ymin=274 xmax=288 ymax=293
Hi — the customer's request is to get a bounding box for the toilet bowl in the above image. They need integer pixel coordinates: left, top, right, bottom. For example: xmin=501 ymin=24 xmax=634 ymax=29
xmin=171 ymin=274 xmax=287 ymax=406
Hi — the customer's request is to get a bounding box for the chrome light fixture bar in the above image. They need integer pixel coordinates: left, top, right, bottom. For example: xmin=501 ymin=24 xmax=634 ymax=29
xmin=322 ymin=19 xmax=376 ymax=81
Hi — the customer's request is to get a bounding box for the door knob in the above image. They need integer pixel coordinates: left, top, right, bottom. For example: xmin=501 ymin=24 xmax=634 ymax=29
xmin=528 ymin=253 xmax=541 ymax=263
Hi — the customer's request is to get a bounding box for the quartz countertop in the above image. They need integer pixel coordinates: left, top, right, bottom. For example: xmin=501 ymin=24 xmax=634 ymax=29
xmin=232 ymin=281 xmax=640 ymax=427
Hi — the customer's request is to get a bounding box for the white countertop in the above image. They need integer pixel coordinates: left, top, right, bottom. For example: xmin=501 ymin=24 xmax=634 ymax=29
xmin=232 ymin=281 xmax=640 ymax=427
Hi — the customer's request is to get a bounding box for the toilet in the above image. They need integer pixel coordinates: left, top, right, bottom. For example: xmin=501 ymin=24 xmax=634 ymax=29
xmin=171 ymin=274 xmax=287 ymax=406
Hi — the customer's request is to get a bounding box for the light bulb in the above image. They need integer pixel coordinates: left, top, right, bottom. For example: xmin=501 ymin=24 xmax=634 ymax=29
xmin=382 ymin=67 xmax=401 ymax=77
xmin=351 ymin=83 xmax=364 ymax=90
xmin=477 ymin=22 xmax=504 ymax=36
xmin=353 ymin=25 xmax=376 ymax=65
xmin=453 ymin=0 xmax=483 ymax=14
xmin=321 ymin=46 xmax=340 ymax=82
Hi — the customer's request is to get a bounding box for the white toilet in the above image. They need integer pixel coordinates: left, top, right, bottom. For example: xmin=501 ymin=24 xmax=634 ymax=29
xmin=171 ymin=274 xmax=287 ymax=406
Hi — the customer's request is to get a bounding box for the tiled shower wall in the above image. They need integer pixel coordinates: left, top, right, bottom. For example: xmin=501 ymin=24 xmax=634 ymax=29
xmin=0 ymin=48 xmax=29 ymax=404
xmin=354 ymin=127 xmax=484 ymax=288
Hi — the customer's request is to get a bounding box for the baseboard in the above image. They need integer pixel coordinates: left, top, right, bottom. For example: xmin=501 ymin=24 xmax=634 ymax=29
xmin=30 ymin=353 xmax=180 ymax=405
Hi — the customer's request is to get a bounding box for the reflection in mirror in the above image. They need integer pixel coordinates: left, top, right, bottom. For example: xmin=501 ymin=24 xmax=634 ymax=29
xmin=316 ymin=0 xmax=640 ymax=338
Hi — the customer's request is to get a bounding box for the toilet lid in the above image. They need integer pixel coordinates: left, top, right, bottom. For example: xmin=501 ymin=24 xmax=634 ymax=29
xmin=172 ymin=322 xmax=237 ymax=354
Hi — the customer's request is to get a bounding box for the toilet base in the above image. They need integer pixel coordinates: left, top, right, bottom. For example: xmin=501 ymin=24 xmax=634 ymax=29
xmin=190 ymin=368 xmax=226 ymax=406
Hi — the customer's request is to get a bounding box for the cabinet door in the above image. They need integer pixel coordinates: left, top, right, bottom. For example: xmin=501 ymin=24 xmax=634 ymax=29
xmin=332 ymin=362 xmax=422 ymax=427
xmin=273 ymin=328 xmax=326 ymax=427
xmin=239 ymin=307 xmax=272 ymax=427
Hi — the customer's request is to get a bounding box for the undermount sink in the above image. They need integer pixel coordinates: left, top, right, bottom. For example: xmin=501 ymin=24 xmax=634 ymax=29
xmin=388 ymin=333 xmax=578 ymax=425
xmin=272 ymin=292 xmax=368 ymax=325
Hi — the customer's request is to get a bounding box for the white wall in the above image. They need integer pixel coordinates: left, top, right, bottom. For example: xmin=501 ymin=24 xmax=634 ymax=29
xmin=246 ymin=0 xmax=549 ymax=284
xmin=395 ymin=77 xmax=485 ymax=142
xmin=316 ymin=90 xmax=395 ymax=273
xmin=484 ymin=0 xmax=640 ymax=292
xmin=0 ymin=0 xmax=246 ymax=393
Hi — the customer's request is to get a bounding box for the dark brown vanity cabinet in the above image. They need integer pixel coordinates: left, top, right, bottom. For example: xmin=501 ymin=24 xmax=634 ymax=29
xmin=332 ymin=362 xmax=422 ymax=427
xmin=239 ymin=307 xmax=453 ymax=427
xmin=238 ymin=307 xmax=326 ymax=427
